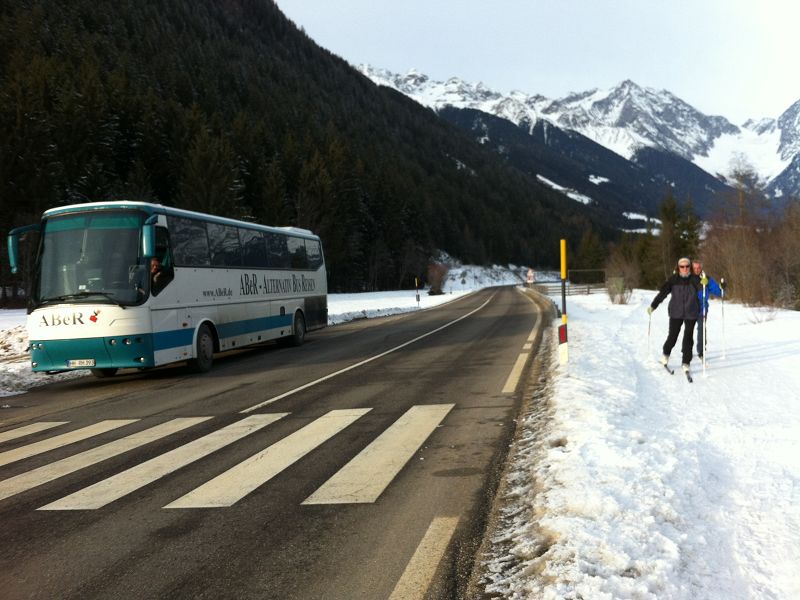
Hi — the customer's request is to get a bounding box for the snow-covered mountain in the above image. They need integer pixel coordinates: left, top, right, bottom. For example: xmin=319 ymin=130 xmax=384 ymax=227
xmin=540 ymin=80 xmax=738 ymax=160
xmin=359 ymin=66 xmax=546 ymax=131
xmin=358 ymin=65 xmax=800 ymax=199
xmin=768 ymin=99 xmax=800 ymax=197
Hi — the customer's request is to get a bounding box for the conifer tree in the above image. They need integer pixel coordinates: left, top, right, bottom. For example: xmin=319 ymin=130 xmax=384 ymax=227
xmin=657 ymin=191 xmax=681 ymax=278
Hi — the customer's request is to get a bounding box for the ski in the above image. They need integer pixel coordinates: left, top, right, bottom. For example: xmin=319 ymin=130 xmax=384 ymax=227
xmin=684 ymin=370 xmax=693 ymax=383
xmin=663 ymin=364 xmax=674 ymax=375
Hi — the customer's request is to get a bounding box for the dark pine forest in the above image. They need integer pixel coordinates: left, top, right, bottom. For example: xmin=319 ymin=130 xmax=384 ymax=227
xmin=0 ymin=0 xmax=615 ymax=295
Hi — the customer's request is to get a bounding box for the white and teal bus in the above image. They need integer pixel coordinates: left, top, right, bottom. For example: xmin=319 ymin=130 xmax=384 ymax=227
xmin=7 ymin=201 xmax=327 ymax=377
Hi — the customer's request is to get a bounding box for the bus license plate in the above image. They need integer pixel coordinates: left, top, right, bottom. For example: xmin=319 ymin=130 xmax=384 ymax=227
xmin=68 ymin=359 xmax=95 ymax=367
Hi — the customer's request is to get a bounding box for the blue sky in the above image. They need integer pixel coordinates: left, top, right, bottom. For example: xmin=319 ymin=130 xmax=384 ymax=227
xmin=275 ymin=0 xmax=800 ymax=124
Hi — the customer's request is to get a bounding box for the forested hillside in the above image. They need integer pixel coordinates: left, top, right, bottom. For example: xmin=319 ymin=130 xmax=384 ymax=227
xmin=0 ymin=0 xmax=614 ymax=294
xmin=438 ymin=107 xmax=733 ymax=222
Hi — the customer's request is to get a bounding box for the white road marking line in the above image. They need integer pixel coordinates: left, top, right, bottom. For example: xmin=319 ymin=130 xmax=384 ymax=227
xmin=0 ymin=422 xmax=68 ymax=444
xmin=0 ymin=418 xmax=209 ymax=503
xmin=240 ymin=295 xmax=495 ymax=413
xmin=165 ymin=409 xmax=371 ymax=508
xmin=39 ymin=414 xmax=287 ymax=510
xmin=519 ymin=287 xmax=543 ymax=342
xmin=502 ymin=289 xmax=543 ymax=393
xmin=0 ymin=420 xmax=138 ymax=468
xmin=388 ymin=516 xmax=460 ymax=600
xmin=302 ymin=404 xmax=454 ymax=505
xmin=501 ymin=353 xmax=529 ymax=394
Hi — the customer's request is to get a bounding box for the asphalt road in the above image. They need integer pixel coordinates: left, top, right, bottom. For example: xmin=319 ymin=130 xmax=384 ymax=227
xmin=0 ymin=286 xmax=551 ymax=600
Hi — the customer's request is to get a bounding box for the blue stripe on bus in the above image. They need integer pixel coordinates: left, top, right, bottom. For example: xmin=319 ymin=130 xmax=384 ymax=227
xmin=152 ymin=328 xmax=195 ymax=351
xmin=153 ymin=314 xmax=294 ymax=351
xmin=216 ymin=314 xmax=293 ymax=339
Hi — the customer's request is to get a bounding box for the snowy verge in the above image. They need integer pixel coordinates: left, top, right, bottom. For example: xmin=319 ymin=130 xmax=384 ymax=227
xmin=481 ymin=289 xmax=800 ymax=599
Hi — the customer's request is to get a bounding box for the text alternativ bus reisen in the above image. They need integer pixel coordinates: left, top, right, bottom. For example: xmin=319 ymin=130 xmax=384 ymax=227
xmin=239 ymin=273 xmax=316 ymax=296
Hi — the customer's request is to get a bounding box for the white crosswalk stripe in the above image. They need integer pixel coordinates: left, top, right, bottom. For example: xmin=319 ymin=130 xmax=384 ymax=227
xmin=0 ymin=418 xmax=209 ymax=502
xmin=39 ymin=414 xmax=287 ymax=510
xmin=1 ymin=405 xmax=456 ymax=510
xmin=0 ymin=422 xmax=69 ymax=444
xmin=303 ymin=404 xmax=455 ymax=505
xmin=0 ymin=420 xmax=138 ymax=468
xmin=165 ymin=409 xmax=371 ymax=509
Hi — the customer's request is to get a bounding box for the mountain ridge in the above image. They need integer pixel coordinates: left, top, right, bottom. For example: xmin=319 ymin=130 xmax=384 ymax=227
xmin=359 ymin=65 xmax=800 ymax=199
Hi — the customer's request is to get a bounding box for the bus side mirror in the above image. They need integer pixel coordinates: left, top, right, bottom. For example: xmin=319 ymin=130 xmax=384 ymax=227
xmin=7 ymin=223 xmax=40 ymax=274
xmin=142 ymin=222 xmax=156 ymax=258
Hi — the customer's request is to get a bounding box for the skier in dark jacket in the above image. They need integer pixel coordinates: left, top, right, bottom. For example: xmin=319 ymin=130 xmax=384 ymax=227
xmin=647 ymin=257 xmax=703 ymax=372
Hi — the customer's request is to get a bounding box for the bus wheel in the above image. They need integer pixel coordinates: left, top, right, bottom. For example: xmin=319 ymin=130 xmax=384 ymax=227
xmin=188 ymin=324 xmax=214 ymax=373
xmin=290 ymin=312 xmax=306 ymax=346
xmin=91 ymin=368 xmax=118 ymax=378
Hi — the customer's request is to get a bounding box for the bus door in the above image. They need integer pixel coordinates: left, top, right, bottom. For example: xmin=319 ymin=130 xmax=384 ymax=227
xmin=149 ymin=227 xmax=189 ymax=365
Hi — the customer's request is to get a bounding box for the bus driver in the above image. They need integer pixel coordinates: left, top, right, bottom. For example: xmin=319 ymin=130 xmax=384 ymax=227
xmin=149 ymin=257 xmax=171 ymax=295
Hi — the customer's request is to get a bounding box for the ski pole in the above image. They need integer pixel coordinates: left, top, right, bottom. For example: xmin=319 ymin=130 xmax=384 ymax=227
xmin=702 ymin=275 xmax=707 ymax=376
xmin=720 ymin=278 xmax=726 ymax=359
xmin=647 ymin=311 xmax=651 ymax=355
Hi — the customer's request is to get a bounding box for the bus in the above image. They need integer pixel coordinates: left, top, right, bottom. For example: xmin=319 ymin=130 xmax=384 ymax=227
xmin=7 ymin=201 xmax=327 ymax=377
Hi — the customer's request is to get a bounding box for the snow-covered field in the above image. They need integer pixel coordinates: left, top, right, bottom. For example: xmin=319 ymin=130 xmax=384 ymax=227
xmin=2 ymin=270 xmax=798 ymax=599
xmin=483 ymin=290 xmax=800 ymax=600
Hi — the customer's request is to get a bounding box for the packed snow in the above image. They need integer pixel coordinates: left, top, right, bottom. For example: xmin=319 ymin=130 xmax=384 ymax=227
xmin=2 ymin=271 xmax=798 ymax=599
xmin=589 ymin=174 xmax=611 ymax=185
xmin=536 ymin=175 xmax=594 ymax=205
xmin=622 ymin=213 xmax=662 ymax=235
xmin=623 ymin=211 xmax=658 ymax=223
xmin=694 ymin=124 xmax=790 ymax=183
xmin=482 ymin=289 xmax=800 ymax=600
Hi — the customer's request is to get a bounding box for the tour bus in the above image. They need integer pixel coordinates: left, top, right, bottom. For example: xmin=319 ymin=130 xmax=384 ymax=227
xmin=7 ymin=201 xmax=327 ymax=377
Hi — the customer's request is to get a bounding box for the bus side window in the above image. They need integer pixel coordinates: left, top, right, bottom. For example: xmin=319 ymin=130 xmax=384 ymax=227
xmin=208 ymin=223 xmax=242 ymax=267
xmin=169 ymin=216 xmax=210 ymax=266
xmin=240 ymin=229 xmax=267 ymax=268
xmin=287 ymin=236 xmax=308 ymax=269
xmin=267 ymin=233 xmax=290 ymax=269
xmin=306 ymin=240 xmax=322 ymax=270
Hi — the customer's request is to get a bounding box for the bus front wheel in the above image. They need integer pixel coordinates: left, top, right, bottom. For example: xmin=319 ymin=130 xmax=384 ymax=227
xmin=187 ymin=324 xmax=214 ymax=373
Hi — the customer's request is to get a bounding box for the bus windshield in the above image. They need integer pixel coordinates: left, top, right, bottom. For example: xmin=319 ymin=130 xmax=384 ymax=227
xmin=34 ymin=210 xmax=147 ymax=308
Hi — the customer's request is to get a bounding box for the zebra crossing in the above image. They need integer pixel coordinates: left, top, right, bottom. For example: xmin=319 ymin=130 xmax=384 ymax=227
xmin=0 ymin=404 xmax=454 ymax=511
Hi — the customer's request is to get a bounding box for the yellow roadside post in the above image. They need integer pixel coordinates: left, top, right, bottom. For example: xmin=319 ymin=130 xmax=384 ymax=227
xmin=558 ymin=239 xmax=569 ymax=364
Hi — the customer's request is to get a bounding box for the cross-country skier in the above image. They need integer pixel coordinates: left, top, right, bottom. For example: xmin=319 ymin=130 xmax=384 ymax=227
xmin=647 ymin=257 xmax=703 ymax=374
xmin=692 ymin=260 xmax=723 ymax=361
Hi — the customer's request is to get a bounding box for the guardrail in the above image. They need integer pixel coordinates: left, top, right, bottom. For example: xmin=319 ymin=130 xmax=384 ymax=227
xmin=532 ymin=282 xmax=607 ymax=296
